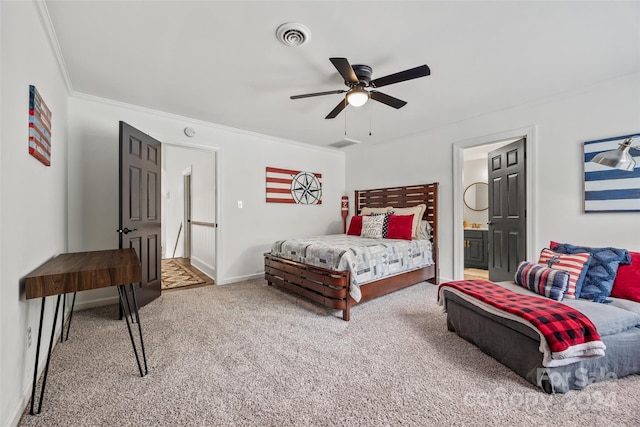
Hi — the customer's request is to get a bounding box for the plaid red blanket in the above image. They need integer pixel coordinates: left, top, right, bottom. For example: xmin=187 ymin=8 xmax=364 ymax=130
xmin=438 ymin=279 xmax=606 ymax=367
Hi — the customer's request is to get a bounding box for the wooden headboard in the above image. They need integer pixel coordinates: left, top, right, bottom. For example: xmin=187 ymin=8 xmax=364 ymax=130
xmin=354 ymin=182 xmax=439 ymax=259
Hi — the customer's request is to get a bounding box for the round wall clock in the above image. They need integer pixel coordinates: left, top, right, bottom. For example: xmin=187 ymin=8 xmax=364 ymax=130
xmin=290 ymin=171 xmax=322 ymax=204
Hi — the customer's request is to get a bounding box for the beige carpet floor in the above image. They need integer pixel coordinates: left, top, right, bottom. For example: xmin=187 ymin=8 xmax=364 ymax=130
xmin=19 ymin=280 xmax=640 ymax=426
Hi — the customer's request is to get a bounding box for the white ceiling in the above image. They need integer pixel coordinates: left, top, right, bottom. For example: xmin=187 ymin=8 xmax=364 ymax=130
xmin=44 ymin=1 xmax=640 ymax=149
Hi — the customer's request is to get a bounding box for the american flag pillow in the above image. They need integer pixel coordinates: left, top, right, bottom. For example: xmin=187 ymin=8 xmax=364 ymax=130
xmin=515 ymin=261 xmax=570 ymax=301
xmin=538 ymin=248 xmax=591 ymax=299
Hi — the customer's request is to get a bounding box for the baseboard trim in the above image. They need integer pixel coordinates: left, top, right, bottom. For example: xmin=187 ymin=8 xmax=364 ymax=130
xmin=73 ymin=295 xmax=119 ymax=311
xmin=190 ymin=256 xmax=215 ymax=280
xmin=11 ymin=326 xmax=64 ymax=427
xmin=219 ymin=272 xmax=263 ymax=285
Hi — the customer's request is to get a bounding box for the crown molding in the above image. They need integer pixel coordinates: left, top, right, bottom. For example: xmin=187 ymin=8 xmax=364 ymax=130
xmin=33 ymin=0 xmax=73 ymax=94
xmin=70 ymin=91 xmax=345 ymax=155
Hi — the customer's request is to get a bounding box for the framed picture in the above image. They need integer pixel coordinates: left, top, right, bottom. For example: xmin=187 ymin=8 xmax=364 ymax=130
xmin=583 ymin=133 xmax=640 ymax=212
xmin=28 ymin=85 xmax=52 ymax=166
xmin=266 ymin=167 xmax=323 ymax=204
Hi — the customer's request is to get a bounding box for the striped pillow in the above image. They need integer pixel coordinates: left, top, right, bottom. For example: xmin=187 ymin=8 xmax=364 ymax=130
xmin=538 ymin=248 xmax=591 ymax=299
xmin=515 ymin=261 xmax=571 ymax=301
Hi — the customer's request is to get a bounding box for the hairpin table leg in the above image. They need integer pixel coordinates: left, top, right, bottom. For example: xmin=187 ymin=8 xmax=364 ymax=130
xmin=30 ymin=295 xmax=61 ymax=414
xmin=130 ymin=283 xmax=148 ymax=375
xmin=30 ymin=297 xmax=46 ymax=415
xmin=60 ymin=294 xmax=65 ymax=343
xmin=117 ymin=285 xmax=144 ymax=377
xmin=64 ymin=292 xmax=77 ymax=341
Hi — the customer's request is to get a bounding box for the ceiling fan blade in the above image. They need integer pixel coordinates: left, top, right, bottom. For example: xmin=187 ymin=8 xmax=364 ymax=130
xmin=370 ymin=65 xmax=430 ymax=88
xmin=370 ymin=91 xmax=407 ymax=109
xmin=325 ymin=99 xmax=347 ymax=119
xmin=329 ymin=57 xmax=359 ymax=85
xmin=290 ymin=89 xmax=346 ymax=99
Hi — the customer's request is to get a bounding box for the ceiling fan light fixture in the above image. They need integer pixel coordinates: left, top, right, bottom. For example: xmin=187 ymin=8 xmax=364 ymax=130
xmin=289 ymin=57 xmax=430 ymax=119
xmin=346 ymin=87 xmax=368 ymax=107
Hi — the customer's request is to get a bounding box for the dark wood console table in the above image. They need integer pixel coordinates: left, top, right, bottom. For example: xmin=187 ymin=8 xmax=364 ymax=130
xmin=24 ymin=248 xmax=148 ymax=415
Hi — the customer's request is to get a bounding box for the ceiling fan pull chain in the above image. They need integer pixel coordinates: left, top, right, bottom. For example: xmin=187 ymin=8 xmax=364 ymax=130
xmin=369 ymin=102 xmax=372 ymax=136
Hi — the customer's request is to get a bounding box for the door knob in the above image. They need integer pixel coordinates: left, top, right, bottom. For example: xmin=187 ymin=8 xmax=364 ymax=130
xmin=116 ymin=227 xmax=138 ymax=234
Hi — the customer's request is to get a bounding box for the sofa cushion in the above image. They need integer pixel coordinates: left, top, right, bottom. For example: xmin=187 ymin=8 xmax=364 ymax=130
xmin=610 ymin=251 xmax=640 ymax=303
xmin=515 ymin=261 xmax=570 ymax=301
xmin=537 ymin=248 xmax=591 ymax=299
xmin=553 ymin=243 xmax=631 ymax=303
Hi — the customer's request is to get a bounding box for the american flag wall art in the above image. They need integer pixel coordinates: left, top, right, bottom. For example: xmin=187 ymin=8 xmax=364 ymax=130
xmin=28 ymin=85 xmax=52 ymax=166
xmin=583 ymin=134 xmax=640 ymax=212
xmin=266 ymin=167 xmax=322 ymax=204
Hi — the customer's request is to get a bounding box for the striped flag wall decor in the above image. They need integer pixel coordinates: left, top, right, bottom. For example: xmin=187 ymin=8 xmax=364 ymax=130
xmin=28 ymin=85 xmax=52 ymax=166
xmin=584 ymin=134 xmax=640 ymax=213
xmin=266 ymin=167 xmax=322 ymax=204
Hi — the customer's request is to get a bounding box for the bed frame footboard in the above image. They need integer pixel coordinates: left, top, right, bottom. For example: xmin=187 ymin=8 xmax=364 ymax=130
xmin=264 ymin=253 xmax=352 ymax=320
xmin=265 ymin=253 xmax=436 ymax=321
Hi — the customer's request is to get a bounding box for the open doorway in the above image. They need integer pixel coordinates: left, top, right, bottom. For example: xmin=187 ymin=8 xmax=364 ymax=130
xmin=462 ymin=139 xmax=525 ymax=281
xmin=161 ymin=143 xmax=218 ymax=290
xmin=453 ymin=126 xmax=536 ymax=282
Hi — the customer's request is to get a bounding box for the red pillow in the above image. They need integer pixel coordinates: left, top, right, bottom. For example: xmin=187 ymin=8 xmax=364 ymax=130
xmin=385 ymin=214 xmax=414 ymax=240
xmin=347 ymin=216 xmax=363 ymax=236
xmin=611 ymin=251 xmax=640 ymax=302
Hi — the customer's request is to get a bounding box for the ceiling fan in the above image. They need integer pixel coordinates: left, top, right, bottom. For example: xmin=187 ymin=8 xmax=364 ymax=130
xmin=290 ymin=57 xmax=430 ymax=119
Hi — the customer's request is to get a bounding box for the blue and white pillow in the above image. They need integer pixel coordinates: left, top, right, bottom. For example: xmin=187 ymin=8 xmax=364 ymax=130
xmin=515 ymin=261 xmax=571 ymax=301
xmin=553 ymin=243 xmax=631 ymax=303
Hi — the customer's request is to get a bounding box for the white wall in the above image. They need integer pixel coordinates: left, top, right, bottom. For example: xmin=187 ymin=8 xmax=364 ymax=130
xmin=0 ymin=2 xmax=70 ymax=426
xmin=346 ymin=72 xmax=640 ymax=283
xmin=67 ymin=94 xmax=346 ymax=306
xmin=462 ymin=158 xmax=489 ymax=226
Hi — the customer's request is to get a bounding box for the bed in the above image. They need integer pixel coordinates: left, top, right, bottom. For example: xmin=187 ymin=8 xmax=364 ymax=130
xmin=439 ymin=273 xmax=640 ymax=393
xmin=264 ymin=182 xmax=439 ymax=321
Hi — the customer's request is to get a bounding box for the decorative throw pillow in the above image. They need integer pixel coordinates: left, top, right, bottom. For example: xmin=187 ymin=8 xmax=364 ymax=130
xmin=552 ymin=243 xmax=631 ymax=303
xmin=385 ymin=214 xmax=414 ymax=240
xmin=346 ymin=216 xmax=363 ymax=236
xmin=515 ymin=261 xmax=571 ymax=301
xmin=359 ymin=206 xmax=392 ymax=216
xmin=370 ymin=212 xmax=391 ymax=237
xmin=360 ymin=214 xmax=385 ymax=239
xmin=538 ymin=248 xmax=591 ymax=299
xmin=389 ymin=204 xmax=426 ymax=239
xmin=611 ymin=251 xmax=640 ymax=303
xmin=418 ymin=220 xmax=433 ymax=240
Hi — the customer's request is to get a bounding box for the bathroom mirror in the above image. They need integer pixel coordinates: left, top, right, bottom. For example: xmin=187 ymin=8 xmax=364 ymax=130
xmin=463 ymin=182 xmax=489 ymax=211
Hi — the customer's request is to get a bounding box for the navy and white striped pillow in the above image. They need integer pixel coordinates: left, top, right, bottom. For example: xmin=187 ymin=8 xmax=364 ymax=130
xmin=515 ymin=261 xmax=571 ymax=301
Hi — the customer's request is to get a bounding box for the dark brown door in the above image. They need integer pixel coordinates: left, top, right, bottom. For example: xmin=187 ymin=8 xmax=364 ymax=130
xmin=119 ymin=121 xmax=161 ymax=308
xmin=487 ymin=138 xmax=526 ymax=282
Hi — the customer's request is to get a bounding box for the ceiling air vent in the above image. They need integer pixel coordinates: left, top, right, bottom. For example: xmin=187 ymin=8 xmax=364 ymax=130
xmin=329 ymin=138 xmax=361 ymax=149
xmin=276 ymin=23 xmax=311 ymax=47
